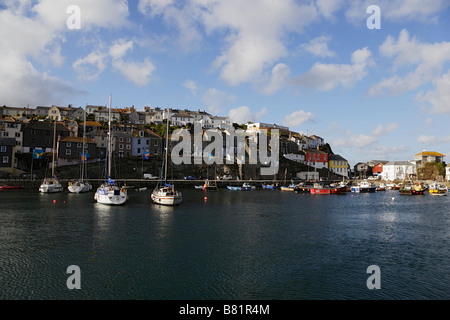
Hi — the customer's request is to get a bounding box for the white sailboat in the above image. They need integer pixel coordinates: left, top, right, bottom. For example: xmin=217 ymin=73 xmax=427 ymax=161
xmin=94 ymin=95 xmax=128 ymax=205
xmin=39 ymin=120 xmax=63 ymax=193
xmin=151 ymin=109 xmax=183 ymax=206
xmin=68 ymin=109 xmax=92 ymax=193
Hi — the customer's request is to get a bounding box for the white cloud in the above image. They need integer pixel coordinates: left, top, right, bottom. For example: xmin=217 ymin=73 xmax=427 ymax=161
xmin=201 ymin=88 xmax=236 ymax=114
xmin=259 ymin=63 xmax=291 ymax=95
xmin=345 ymin=0 xmax=450 ymax=24
xmin=0 ymin=53 xmax=86 ymax=106
xmin=112 ymin=58 xmax=156 ymax=87
xmin=183 ymin=79 xmax=199 ymax=96
xmin=294 ymin=47 xmax=374 ymax=91
xmin=108 ymin=39 xmax=156 ymax=87
xmin=332 ymin=132 xmax=377 ymax=149
xmin=301 ymin=36 xmax=336 ymax=58
xmin=417 ymin=134 xmax=450 ymax=145
xmin=368 ymin=29 xmax=450 ymax=96
xmin=0 ymin=0 xmax=130 ymax=105
xmin=109 ymin=39 xmax=134 ymax=60
xmin=372 ymin=123 xmax=398 ymax=136
xmin=228 ymin=106 xmax=267 ymax=124
xmin=73 ymin=51 xmax=107 ymax=81
xmin=316 ymin=0 xmax=345 ymax=20
xmin=416 ymin=70 xmax=450 ymax=114
xmin=281 ymin=110 xmax=316 ymax=129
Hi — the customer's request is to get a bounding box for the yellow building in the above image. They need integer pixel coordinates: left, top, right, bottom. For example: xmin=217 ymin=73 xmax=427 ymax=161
xmin=328 ymin=154 xmax=349 ymax=178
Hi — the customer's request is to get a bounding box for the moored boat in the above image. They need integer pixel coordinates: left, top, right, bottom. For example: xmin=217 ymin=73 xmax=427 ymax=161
xmin=351 ymin=181 xmax=376 ymax=193
xmin=151 ymin=109 xmax=182 ymax=206
xmin=428 ymin=183 xmax=447 ymax=196
xmin=39 ymin=120 xmax=63 ymax=194
xmin=399 ymin=182 xmax=426 ymax=195
xmin=95 ymin=96 xmax=128 ymax=206
xmin=0 ymin=185 xmax=24 ymax=190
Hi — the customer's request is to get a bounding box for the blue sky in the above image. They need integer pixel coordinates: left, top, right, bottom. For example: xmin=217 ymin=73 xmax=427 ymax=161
xmin=1 ymin=0 xmax=450 ymax=166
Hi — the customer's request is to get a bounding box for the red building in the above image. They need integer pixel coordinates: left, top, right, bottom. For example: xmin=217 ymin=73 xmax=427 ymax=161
xmin=372 ymin=162 xmax=384 ymax=176
xmin=304 ymin=149 xmax=329 ymax=169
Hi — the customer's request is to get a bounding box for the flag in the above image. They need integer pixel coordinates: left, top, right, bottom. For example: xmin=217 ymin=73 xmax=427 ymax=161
xmin=81 ymin=153 xmax=90 ymax=162
xmin=108 ymin=178 xmax=115 ymax=184
xmin=33 ymin=149 xmax=44 ymax=159
xmin=143 ymin=151 xmax=151 ymax=160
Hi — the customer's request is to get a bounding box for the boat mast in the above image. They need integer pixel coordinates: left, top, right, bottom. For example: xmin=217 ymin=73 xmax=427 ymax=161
xmin=81 ymin=106 xmax=86 ymax=181
xmin=52 ymin=119 xmax=56 ymax=177
xmin=108 ymin=95 xmax=112 ymax=181
xmin=164 ymin=109 xmax=170 ymax=181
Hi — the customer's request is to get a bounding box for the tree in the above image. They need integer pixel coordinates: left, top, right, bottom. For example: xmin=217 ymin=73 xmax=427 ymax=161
xmin=417 ymin=162 xmax=440 ymax=180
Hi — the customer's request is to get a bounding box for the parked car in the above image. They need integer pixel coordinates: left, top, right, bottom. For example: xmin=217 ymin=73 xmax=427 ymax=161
xmin=220 ymin=175 xmax=233 ymax=180
xmin=143 ymin=174 xmax=159 ymax=180
xmin=184 ymin=175 xmax=197 ymax=180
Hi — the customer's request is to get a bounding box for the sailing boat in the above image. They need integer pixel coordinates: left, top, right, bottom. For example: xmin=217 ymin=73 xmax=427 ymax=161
xmin=94 ymin=95 xmax=128 ymax=205
xmin=68 ymin=109 xmax=92 ymax=193
xmin=151 ymin=109 xmax=183 ymax=206
xmin=39 ymin=120 xmax=63 ymax=193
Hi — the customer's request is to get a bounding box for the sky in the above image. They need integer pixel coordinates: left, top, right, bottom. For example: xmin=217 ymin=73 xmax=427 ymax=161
xmin=1 ymin=0 xmax=450 ymax=167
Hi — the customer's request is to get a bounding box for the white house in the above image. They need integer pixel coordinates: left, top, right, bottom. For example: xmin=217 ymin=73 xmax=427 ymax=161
xmin=381 ymin=161 xmax=416 ymax=181
xmin=446 ymin=164 xmax=450 ymax=182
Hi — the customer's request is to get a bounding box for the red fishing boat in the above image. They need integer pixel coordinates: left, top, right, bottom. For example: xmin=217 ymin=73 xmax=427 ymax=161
xmin=0 ymin=185 xmax=24 ymax=190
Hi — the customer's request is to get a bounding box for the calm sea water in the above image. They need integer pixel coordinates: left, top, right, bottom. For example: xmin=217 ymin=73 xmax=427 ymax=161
xmin=0 ymin=186 xmax=449 ymax=300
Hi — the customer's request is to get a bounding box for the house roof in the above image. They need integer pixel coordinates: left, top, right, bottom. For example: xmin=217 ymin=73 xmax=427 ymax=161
xmin=60 ymin=137 xmax=95 ymax=144
xmin=415 ymin=151 xmax=445 ymax=157
xmin=384 ymin=161 xmax=414 ymax=166
xmin=82 ymin=121 xmax=102 ymax=127
xmin=329 ymin=154 xmax=347 ymax=161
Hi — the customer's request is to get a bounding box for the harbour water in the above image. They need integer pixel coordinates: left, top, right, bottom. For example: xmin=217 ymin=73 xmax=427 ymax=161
xmin=0 ymin=186 xmax=449 ymax=300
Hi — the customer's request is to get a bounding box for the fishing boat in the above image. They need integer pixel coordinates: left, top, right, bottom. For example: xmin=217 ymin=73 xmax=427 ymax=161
xmin=198 ymin=179 xmax=218 ymax=191
xmin=376 ymin=183 xmax=386 ymax=191
xmin=399 ymin=182 xmax=426 ymax=195
xmin=310 ymin=183 xmax=330 ymax=195
xmin=428 ymin=183 xmax=448 ymax=196
xmin=151 ymin=109 xmax=183 ymax=206
xmin=68 ymin=111 xmax=92 ymax=193
xmin=227 ymin=183 xmax=253 ymax=191
xmin=351 ymin=181 xmax=376 ymax=193
xmin=94 ymin=96 xmax=128 ymax=206
xmin=39 ymin=120 xmax=63 ymax=193
xmin=0 ymin=185 xmax=24 ymax=190
xmin=280 ymin=183 xmax=296 ymax=192
xmin=262 ymin=183 xmax=279 ymax=189
xmin=310 ymin=183 xmax=347 ymax=195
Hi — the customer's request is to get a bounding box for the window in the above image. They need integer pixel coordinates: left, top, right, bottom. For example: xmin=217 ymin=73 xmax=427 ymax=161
xmin=1 ymin=146 xmax=6 ymax=152
xmin=119 ymin=144 xmax=124 ymax=150
xmin=126 ymin=144 xmax=131 ymax=150
xmin=3 ymin=132 xmax=8 ymax=137
xmin=119 ymin=137 xmax=123 ymax=142
xmin=3 ymin=156 xmax=9 ymax=164
xmin=66 ymin=149 xmax=71 ymax=155
xmin=126 ymin=138 xmax=130 ymax=142
xmin=138 ymin=139 xmax=141 ymax=145
xmin=67 ymin=142 xmax=71 ymax=147
xmin=15 ymin=132 xmax=20 ymax=137
xmin=154 ymin=140 xmax=158 ymax=146
xmin=77 ymin=143 xmax=82 ymax=148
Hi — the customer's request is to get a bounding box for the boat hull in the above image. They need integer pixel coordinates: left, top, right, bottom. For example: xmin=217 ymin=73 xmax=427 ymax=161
xmin=95 ymin=185 xmax=128 ymax=205
xmin=151 ymin=193 xmax=183 ymax=206
xmin=68 ymin=181 xmax=92 ymax=193
xmin=39 ymin=178 xmax=63 ymax=193
xmin=0 ymin=186 xmax=24 ymax=190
